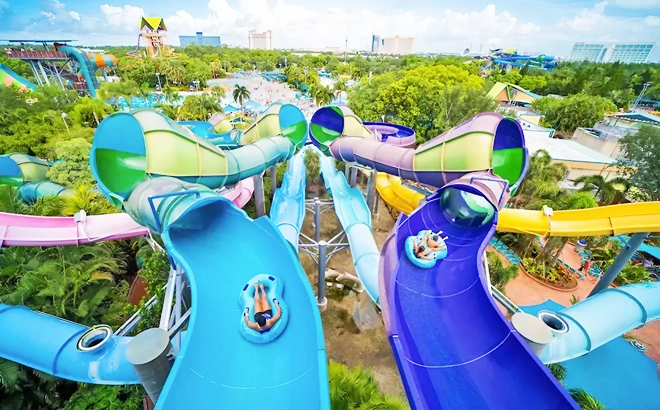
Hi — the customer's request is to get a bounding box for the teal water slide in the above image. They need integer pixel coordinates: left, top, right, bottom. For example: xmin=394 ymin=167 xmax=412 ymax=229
xmin=57 ymin=45 xmax=100 ymax=97
xmin=318 ymin=152 xmax=380 ymax=304
xmin=270 ymin=151 xmax=307 ymax=251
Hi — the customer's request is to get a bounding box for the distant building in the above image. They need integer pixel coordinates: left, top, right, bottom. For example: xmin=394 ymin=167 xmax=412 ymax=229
xmin=248 ymin=30 xmax=273 ymax=50
xmin=371 ymin=34 xmax=381 ymax=53
xmin=381 ymin=36 xmax=414 ymax=55
xmin=179 ymin=32 xmax=221 ymax=47
xmin=569 ymin=42 xmax=657 ymax=64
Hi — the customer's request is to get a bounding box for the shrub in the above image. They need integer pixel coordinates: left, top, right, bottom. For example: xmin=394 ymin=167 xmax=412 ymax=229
xmin=486 ymin=252 xmax=519 ymax=290
xmin=615 ymin=264 xmax=651 ymax=286
xmin=547 ymin=363 xmax=568 ymax=383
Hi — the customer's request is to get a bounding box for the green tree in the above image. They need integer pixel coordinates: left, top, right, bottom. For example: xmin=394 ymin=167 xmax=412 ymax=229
xmin=310 ymin=84 xmax=333 ymax=107
xmin=70 ymin=97 xmax=112 ymax=126
xmin=514 ymin=150 xmax=568 ymax=208
xmin=546 ymin=363 xmax=568 ymax=383
xmin=232 ymin=85 xmax=250 ymax=108
xmin=572 ymin=175 xmax=630 ymax=204
xmin=532 ymin=94 xmax=617 ymax=133
xmin=619 ymin=125 xmax=660 ymax=201
xmin=63 ymin=385 xmax=144 ymax=410
xmin=568 ymin=388 xmax=608 ymax=410
xmin=47 ymin=138 xmax=96 ymax=188
xmin=62 ymin=185 xmax=117 ymax=216
xmin=179 ymin=93 xmax=222 ymax=121
xmin=98 ymin=80 xmax=141 ymax=109
xmin=486 ymin=251 xmax=519 ymax=291
xmin=304 ymin=149 xmax=321 ymax=184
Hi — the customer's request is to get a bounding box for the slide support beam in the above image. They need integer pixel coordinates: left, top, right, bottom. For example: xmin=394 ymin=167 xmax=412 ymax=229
xmin=588 ymin=232 xmax=649 ymax=297
xmin=254 ymin=173 xmax=265 ymax=217
xmin=366 ymin=170 xmax=377 ymax=213
xmin=270 ymin=165 xmax=277 ymax=194
xmin=318 ymin=240 xmax=327 ymax=311
xmin=125 ymin=328 xmax=173 ymax=404
xmin=349 ymin=167 xmax=358 ymax=188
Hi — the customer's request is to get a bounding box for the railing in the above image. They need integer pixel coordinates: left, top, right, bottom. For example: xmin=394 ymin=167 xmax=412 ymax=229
xmin=5 ymin=50 xmax=68 ymax=60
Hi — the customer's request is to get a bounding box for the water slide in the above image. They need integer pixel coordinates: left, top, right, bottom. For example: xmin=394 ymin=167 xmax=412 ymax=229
xmin=57 ymin=45 xmax=100 ymax=97
xmin=536 ymin=281 xmax=660 ymax=364
xmin=311 ymin=107 xmax=578 ymax=408
xmin=270 ymin=150 xmax=306 ymax=250
xmin=375 ymin=176 xmax=660 ymax=236
xmin=0 ymin=62 xmax=36 ymax=91
xmin=87 ymin=105 xmax=328 ymax=408
xmin=317 ymin=151 xmax=380 ymax=304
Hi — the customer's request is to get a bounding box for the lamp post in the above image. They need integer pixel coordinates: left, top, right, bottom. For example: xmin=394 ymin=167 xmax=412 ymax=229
xmin=61 ymin=112 xmax=70 ymax=134
xmin=155 ymin=72 xmax=162 ymax=90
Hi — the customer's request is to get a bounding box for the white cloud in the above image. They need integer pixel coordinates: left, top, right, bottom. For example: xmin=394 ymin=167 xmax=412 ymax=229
xmin=100 ymin=4 xmax=144 ymax=31
xmin=69 ymin=11 xmax=80 ymax=21
xmin=611 ymin=0 xmax=660 ymax=9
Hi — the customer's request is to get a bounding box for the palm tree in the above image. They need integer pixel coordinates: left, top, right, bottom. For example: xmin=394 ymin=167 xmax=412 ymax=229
xmin=0 ymin=359 xmax=21 ymax=392
xmin=568 ymin=388 xmax=608 ymax=410
xmin=514 ymin=150 xmax=568 ymax=207
xmin=573 ymin=175 xmax=630 ymax=204
xmin=211 ymin=85 xmax=226 ymax=102
xmin=233 ymin=85 xmax=250 ymax=109
xmin=328 ymin=361 xmax=408 ymax=410
xmin=311 ymin=84 xmax=333 ymax=107
xmin=70 ymin=96 xmax=112 ymax=126
xmin=332 ymin=79 xmax=348 ymax=103
xmin=62 ymin=185 xmax=117 ymax=216
xmin=0 ymin=185 xmax=27 ymax=214
xmin=167 ymin=64 xmax=185 ymax=85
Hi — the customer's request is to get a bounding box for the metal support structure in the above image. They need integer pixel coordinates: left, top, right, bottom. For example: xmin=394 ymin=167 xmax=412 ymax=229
xmin=349 ymin=167 xmax=358 ymax=188
xmin=318 ymin=241 xmax=328 ymax=310
xmin=254 ymin=173 xmax=265 ymax=217
xmin=374 ymin=190 xmax=380 ymax=215
xmin=270 ymin=165 xmax=277 ymax=194
xmin=314 ymin=198 xmax=321 ymax=242
xmin=588 ymin=232 xmax=650 ymax=297
xmin=28 ymin=61 xmax=43 ymax=86
xmin=366 ymin=170 xmax=377 ymax=213
xmin=344 ymin=163 xmax=350 ymax=180
xmin=37 ymin=60 xmax=50 ymax=85
xmin=51 ymin=62 xmax=64 ymax=88
xmin=299 ymin=198 xmax=351 ymax=310
xmin=173 ymin=264 xmax=183 ymax=353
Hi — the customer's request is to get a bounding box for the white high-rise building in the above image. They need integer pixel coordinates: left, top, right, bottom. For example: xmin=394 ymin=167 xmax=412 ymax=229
xmin=569 ymin=42 xmax=658 ymax=64
xmin=371 ymin=34 xmax=381 ymax=53
xmin=248 ymin=30 xmax=273 ymax=50
xmin=381 ymin=36 xmax=415 ymax=55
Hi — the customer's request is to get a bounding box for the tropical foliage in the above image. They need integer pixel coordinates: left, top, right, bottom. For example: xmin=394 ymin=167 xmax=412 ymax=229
xmin=179 ymin=93 xmax=223 ymax=121
xmin=328 ymin=361 xmax=408 ymax=410
xmin=532 ymin=94 xmax=617 ymax=133
xmin=233 ymin=85 xmax=250 ymax=108
xmin=619 ymin=125 xmax=660 ymax=201
xmin=568 ymin=388 xmax=608 ymax=410
xmin=486 ymin=251 xmax=519 ymax=291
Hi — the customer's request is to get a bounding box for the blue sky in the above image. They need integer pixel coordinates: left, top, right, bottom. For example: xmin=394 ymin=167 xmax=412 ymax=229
xmin=1 ymin=0 xmax=659 ymax=56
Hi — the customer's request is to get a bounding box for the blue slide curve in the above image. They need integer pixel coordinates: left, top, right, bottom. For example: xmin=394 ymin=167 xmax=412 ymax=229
xmin=270 ymin=150 xmax=306 ymax=251
xmin=141 ymin=181 xmax=329 ymax=409
xmin=318 ymin=153 xmax=380 ymax=304
xmin=539 ymin=281 xmax=660 ymax=364
xmin=380 ymin=184 xmax=578 ymax=409
xmin=0 ymin=304 xmax=138 ymax=384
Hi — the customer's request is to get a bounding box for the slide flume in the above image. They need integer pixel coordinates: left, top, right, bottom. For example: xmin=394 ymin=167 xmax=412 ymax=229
xmin=379 ymin=177 xmax=577 ymax=409
xmin=270 ymin=150 xmax=306 ymax=250
xmin=318 ymin=152 xmax=380 ymax=304
xmin=124 ymin=178 xmax=329 ymax=409
xmin=536 ymin=281 xmax=660 ymax=364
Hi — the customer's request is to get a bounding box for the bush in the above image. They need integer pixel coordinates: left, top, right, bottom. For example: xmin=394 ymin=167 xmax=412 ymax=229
xmin=328 ymin=361 xmax=408 ymax=410
xmin=546 ymin=363 xmax=568 ymax=383
xmin=568 ymin=388 xmax=608 ymax=410
xmin=615 ymin=264 xmax=651 ymax=286
xmin=304 ymin=150 xmax=321 ymax=184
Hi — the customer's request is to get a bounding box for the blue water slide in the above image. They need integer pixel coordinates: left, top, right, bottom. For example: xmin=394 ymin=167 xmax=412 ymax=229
xmin=0 ymin=304 xmax=138 ymax=384
xmin=124 ymin=178 xmax=329 ymax=409
xmin=57 ymin=45 xmax=99 ymax=97
xmin=318 ymin=153 xmax=380 ymax=304
xmin=538 ymin=281 xmax=660 ymax=364
xmin=380 ymin=181 xmax=578 ymax=409
xmin=270 ymin=150 xmax=306 ymax=251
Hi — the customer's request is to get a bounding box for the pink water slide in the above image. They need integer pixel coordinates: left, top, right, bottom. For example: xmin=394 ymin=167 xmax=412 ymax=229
xmin=0 ymin=178 xmax=255 ymax=247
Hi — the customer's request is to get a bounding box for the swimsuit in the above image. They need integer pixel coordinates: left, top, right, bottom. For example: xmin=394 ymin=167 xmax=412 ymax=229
xmin=254 ymin=309 xmax=273 ymax=326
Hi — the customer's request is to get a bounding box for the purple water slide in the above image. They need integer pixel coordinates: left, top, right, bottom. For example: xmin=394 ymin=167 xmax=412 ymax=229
xmin=378 ymin=174 xmax=578 ymax=410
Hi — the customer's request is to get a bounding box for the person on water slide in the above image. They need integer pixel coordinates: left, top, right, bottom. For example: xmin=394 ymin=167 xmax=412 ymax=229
xmin=414 ymin=231 xmax=447 ymax=260
xmin=244 ymin=282 xmax=281 ymax=332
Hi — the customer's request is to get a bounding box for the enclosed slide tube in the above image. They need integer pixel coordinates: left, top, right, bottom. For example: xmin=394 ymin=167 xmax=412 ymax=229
xmin=310 ymin=107 xmax=528 ymax=190
xmin=379 ymin=172 xmax=578 ymax=409
xmin=0 ymin=62 xmax=36 ymax=91
xmin=538 ymin=281 xmax=660 ymax=364
xmin=89 ymin=109 xmax=296 ymax=208
xmin=318 ymin=151 xmax=380 ymax=304
xmin=270 ymin=150 xmax=306 ymax=251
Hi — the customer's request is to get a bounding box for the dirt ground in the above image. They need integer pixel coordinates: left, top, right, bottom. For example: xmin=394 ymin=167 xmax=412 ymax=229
xmin=299 ymin=183 xmax=407 ymax=399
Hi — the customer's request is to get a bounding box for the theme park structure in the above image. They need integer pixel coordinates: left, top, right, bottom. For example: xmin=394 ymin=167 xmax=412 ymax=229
xmin=486 ymin=48 xmax=557 ymax=70
xmin=128 ymin=17 xmax=168 ymax=58
xmin=3 ymin=40 xmax=118 ymax=96
xmin=0 ymin=103 xmax=658 ymax=409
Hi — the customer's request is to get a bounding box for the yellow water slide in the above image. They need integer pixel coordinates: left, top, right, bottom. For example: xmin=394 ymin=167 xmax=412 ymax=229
xmin=376 ymin=175 xmax=660 ymax=236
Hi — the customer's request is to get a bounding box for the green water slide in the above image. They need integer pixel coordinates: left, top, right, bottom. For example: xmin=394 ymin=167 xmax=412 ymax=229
xmin=90 ymin=109 xmax=300 ymax=207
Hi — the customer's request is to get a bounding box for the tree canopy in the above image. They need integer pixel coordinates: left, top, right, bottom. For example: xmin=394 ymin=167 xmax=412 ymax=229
xmin=619 ymin=124 xmax=660 ymax=201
